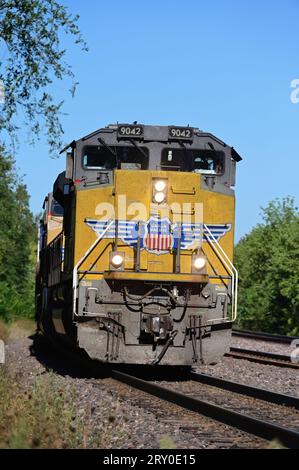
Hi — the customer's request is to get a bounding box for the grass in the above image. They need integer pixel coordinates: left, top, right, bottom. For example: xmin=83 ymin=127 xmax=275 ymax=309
xmin=159 ymin=435 xmax=176 ymax=449
xmin=7 ymin=318 xmax=36 ymax=340
xmin=267 ymin=439 xmax=286 ymax=449
xmin=0 ymin=366 xmax=131 ymax=449
xmin=0 ymin=317 xmax=133 ymax=449
xmin=0 ymin=320 xmax=8 ymax=342
xmin=0 ymin=368 xmax=83 ymax=449
xmin=0 ymin=318 xmax=35 ymax=342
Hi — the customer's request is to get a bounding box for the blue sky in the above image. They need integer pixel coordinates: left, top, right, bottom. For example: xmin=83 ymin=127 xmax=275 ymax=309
xmin=11 ymin=0 xmax=299 ymax=241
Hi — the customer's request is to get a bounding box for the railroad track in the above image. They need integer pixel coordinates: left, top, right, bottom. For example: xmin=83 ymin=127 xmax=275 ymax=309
xmin=190 ymin=372 xmax=299 ymax=409
xmin=33 ymin=333 xmax=299 ymax=448
xmin=109 ymin=368 xmax=299 ymax=449
xmin=32 ymin=334 xmax=299 ymax=448
xmin=232 ymin=329 xmax=299 ymax=345
xmin=227 ymin=347 xmax=299 ymax=369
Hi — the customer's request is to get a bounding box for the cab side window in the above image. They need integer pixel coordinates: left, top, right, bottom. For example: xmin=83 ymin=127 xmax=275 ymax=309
xmin=193 ymin=150 xmax=224 ymax=175
xmin=161 ymin=149 xmax=192 ymax=172
xmin=83 ymin=145 xmax=116 ymax=170
xmin=51 ymin=199 xmax=64 ymax=216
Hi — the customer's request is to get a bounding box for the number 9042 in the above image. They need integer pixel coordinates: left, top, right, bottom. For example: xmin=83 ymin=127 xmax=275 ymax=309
xmin=118 ymin=125 xmax=143 ymax=137
xmin=169 ymin=127 xmax=193 ymax=140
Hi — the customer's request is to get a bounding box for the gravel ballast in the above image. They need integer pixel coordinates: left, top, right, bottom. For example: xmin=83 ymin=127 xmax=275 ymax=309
xmin=2 ymin=335 xmax=280 ymax=449
xmin=231 ymin=336 xmax=298 ymax=356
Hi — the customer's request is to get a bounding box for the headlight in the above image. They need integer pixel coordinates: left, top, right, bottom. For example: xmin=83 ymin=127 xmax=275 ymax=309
xmin=154 ymin=191 xmax=166 ymax=204
xmin=152 ymin=178 xmax=167 ymax=204
xmin=193 ymin=255 xmax=206 ymax=271
xmin=154 ymin=180 xmax=167 ymax=192
xmin=111 ymin=254 xmax=124 ymax=267
xmin=110 ymin=252 xmax=125 ymax=269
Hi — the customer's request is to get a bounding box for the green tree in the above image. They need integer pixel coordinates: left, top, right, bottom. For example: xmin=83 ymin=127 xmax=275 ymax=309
xmin=235 ymin=197 xmax=299 ymax=335
xmin=0 ymin=0 xmax=87 ymax=154
xmin=0 ymin=147 xmax=35 ymax=320
xmin=0 ymin=1 xmax=86 ymax=321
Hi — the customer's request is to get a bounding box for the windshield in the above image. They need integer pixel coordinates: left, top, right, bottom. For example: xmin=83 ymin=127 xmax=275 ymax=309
xmin=161 ymin=149 xmax=224 ymax=174
xmin=82 ymin=145 xmax=149 ymax=170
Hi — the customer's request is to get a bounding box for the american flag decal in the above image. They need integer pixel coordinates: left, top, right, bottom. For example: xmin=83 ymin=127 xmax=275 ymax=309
xmin=146 ymin=234 xmax=172 ymax=251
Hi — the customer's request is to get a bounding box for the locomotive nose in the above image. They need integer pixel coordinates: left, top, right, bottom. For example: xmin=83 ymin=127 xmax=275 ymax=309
xmin=37 ymin=123 xmax=240 ymax=366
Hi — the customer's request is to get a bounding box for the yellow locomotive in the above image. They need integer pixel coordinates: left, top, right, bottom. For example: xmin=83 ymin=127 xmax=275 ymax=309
xmin=36 ymin=123 xmax=242 ymax=365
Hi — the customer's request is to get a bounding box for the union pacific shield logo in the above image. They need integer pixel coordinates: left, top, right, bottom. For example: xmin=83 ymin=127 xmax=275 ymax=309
xmin=144 ymin=217 xmax=173 ymax=254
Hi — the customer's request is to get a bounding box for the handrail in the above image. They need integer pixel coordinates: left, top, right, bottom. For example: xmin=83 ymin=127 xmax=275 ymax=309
xmin=204 ymin=224 xmax=238 ymax=322
xmin=72 ymin=220 xmax=114 ymax=318
xmin=37 ymin=226 xmax=40 ymax=263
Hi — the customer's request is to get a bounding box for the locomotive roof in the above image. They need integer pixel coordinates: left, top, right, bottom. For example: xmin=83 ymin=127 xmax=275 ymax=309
xmin=60 ymin=123 xmax=242 ymax=162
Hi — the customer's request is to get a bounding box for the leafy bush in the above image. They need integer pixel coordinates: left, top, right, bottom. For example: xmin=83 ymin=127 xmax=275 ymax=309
xmin=235 ymin=197 xmax=299 ymax=335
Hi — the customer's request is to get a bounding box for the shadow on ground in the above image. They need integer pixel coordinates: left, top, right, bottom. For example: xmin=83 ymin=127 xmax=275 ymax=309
xmin=29 ymin=332 xmax=191 ymax=382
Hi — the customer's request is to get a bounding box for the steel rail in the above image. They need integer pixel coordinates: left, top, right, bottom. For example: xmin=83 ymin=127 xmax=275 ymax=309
xmin=230 ymin=347 xmax=292 ymax=362
xmin=110 ymin=368 xmax=299 ymax=449
xmin=232 ymin=329 xmax=298 ymax=345
xmin=227 ymin=347 xmax=299 ymax=369
xmin=34 ymin=334 xmax=299 ymax=448
xmin=190 ymin=372 xmax=299 ymax=409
